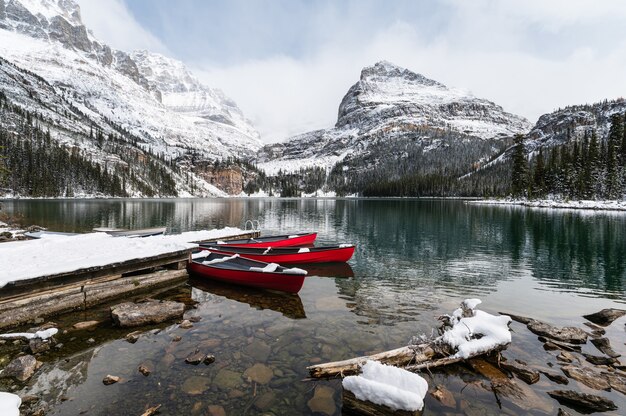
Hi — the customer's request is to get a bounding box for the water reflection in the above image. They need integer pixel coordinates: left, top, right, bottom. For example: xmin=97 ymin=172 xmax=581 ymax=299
xmin=190 ymin=278 xmax=306 ymax=319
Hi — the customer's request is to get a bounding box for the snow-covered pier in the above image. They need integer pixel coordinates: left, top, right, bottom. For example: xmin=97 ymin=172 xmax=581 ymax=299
xmin=0 ymin=228 xmax=260 ymax=329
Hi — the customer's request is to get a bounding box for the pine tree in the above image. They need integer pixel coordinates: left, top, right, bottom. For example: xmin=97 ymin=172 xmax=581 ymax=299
xmin=532 ymin=147 xmax=546 ymax=198
xmin=606 ymin=114 xmax=623 ymax=199
xmin=511 ymin=135 xmax=529 ymax=198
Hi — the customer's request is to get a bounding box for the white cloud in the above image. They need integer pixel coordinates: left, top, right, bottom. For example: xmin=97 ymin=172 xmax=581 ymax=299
xmin=193 ymin=2 xmax=626 ymax=143
xmin=78 ymin=0 xmax=167 ymax=53
xmin=78 ymin=0 xmax=626 ymax=144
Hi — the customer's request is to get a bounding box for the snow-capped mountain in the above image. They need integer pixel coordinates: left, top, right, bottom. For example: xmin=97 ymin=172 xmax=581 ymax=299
xmin=0 ymin=0 xmax=261 ymax=196
xmin=524 ymin=99 xmax=626 ymax=152
xmin=256 ymin=61 xmax=532 ymax=175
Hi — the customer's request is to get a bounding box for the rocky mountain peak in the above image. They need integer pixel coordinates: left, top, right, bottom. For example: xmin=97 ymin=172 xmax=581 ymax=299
xmin=360 ymin=60 xmax=444 ymax=88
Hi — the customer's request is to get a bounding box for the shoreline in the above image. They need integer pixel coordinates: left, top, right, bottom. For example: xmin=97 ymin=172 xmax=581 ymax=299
xmin=469 ymin=199 xmax=626 ymax=212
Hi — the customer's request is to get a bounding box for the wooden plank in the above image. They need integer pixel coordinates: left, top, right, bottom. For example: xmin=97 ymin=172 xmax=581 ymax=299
xmin=0 ymin=269 xmax=188 ymax=330
xmin=0 ymin=249 xmax=189 ymax=299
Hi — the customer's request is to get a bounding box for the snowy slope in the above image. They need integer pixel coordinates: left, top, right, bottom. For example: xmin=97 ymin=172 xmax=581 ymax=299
xmin=0 ymin=0 xmax=261 ymax=191
xmin=256 ymin=61 xmax=532 ymax=175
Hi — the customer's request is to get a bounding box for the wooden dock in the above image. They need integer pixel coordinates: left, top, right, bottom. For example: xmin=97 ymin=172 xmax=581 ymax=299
xmin=0 ymin=230 xmax=260 ymax=330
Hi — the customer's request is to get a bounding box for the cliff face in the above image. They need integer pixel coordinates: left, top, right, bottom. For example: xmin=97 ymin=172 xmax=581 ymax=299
xmin=193 ymin=164 xmax=244 ymax=195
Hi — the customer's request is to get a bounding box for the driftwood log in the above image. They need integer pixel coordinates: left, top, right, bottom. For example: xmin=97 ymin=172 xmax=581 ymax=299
xmin=307 ymin=344 xmax=441 ymax=378
xmin=307 ymin=341 xmax=509 ymax=379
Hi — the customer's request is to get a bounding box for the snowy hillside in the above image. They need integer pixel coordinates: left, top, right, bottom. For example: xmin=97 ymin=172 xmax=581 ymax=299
xmin=256 ymin=61 xmax=532 ymax=175
xmin=0 ymin=0 xmax=261 ymax=196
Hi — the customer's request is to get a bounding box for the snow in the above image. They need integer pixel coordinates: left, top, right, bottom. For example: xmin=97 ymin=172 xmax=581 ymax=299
xmin=0 ymin=227 xmax=246 ymax=286
xmin=281 ymin=267 xmax=307 ymax=275
xmin=250 ymin=263 xmax=280 ymax=273
xmin=471 ymin=199 xmax=626 ymax=212
xmin=342 ymin=360 xmax=428 ymax=411
xmin=202 ymin=254 xmax=239 ymax=265
xmin=439 ymin=299 xmax=512 ymax=359
xmin=0 ymin=328 xmax=58 ymax=340
xmin=0 ymin=392 xmax=21 ymax=416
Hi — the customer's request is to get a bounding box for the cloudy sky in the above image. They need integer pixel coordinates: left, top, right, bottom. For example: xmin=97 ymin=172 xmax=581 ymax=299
xmin=79 ymin=0 xmax=626 ymax=143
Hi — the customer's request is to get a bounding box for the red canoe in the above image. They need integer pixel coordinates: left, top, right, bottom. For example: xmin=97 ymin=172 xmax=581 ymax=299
xmin=209 ymin=232 xmax=317 ymax=248
xmin=187 ymin=251 xmax=307 ymax=294
xmin=200 ymin=244 xmax=355 ymax=264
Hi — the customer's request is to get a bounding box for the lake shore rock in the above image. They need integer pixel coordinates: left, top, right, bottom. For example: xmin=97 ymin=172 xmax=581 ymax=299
xmin=111 ymin=299 xmax=185 ymax=327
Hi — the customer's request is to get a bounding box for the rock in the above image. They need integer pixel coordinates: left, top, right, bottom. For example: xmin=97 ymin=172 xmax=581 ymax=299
xmin=253 ymin=391 xmax=276 ymax=411
xmin=307 ymin=385 xmax=335 ymax=415
xmin=1 ymin=355 xmax=41 ymax=381
xmin=244 ymin=363 xmax=274 ymax=384
xmin=430 ymin=384 xmax=456 ymax=408
xmin=537 ymin=336 xmax=581 ymax=352
xmin=527 ymin=320 xmax=587 ymax=344
xmin=72 ymin=320 xmax=101 ymax=331
xmin=125 ymin=331 xmax=143 ymax=343
xmin=583 ymin=353 xmax=619 ymax=366
xmin=500 ymin=361 xmax=540 ymax=384
xmin=583 ymin=308 xmax=626 ymax=326
xmin=204 ymin=354 xmax=215 ymax=365
xmin=557 ymin=408 xmax=571 ymax=416
xmin=111 ymin=299 xmax=185 ymax=327
xmin=590 ymin=337 xmax=620 ymax=358
xmin=561 ymin=365 xmax=610 ymax=390
xmin=102 ymin=375 xmax=120 ymax=385
xmin=500 ymin=312 xmax=534 ymax=325
xmin=188 ymin=316 xmax=202 ymax=323
xmin=182 ymin=376 xmax=210 ymax=395
xmin=138 ymin=364 xmax=151 ymax=376
xmin=582 ymin=321 xmax=606 ymax=336
xmin=214 ymin=368 xmax=242 ymax=389
xmin=179 ymin=319 xmax=193 ymax=329
xmin=207 ymin=405 xmax=226 ymax=416
xmin=140 ymin=404 xmax=161 ymax=416
xmin=547 ymin=390 xmax=617 ymax=413
xmin=172 ymin=335 xmax=182 ymax=342
xmin=29 ymin=338 xmax=52 ymax=354
xmin=556 ymin=352 xmax=578 ymax=363
xmin=244 ymin=339 xmax=271 ymax=361
xmin=604 ymin=372 xmax=626 ymax=395
xmin=540 ymin=370 xmax=569 ymax=385
xmin=185 ymin=351 xmax=206 ymax=365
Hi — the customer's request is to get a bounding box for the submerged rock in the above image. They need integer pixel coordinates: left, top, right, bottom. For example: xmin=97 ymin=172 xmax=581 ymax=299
xmin=111 ymin=299 xmax=185 ymax=327
xmin=430 ymin=385 xmax=456 ymax=408
xmin=102 ymin=374 xmax=120 ymax=385
xmin=583 ymin=308 xmax=626 ymax=326
xmin=29 ymin=338 xmax=53 ymax=354
xmin=244 ymin=363 xmax=274 ymax=384
xmin=547 ymin=390 xmax=617 ymax=413
xmin=500 ymin=361 xmax=540 ymax=384
xmin=561 ymin=365 xmax=610 ymax=390
xmin=72 ymin=320 xmax=101 ymax=331
xmin=540 ymin=370 xmax=569 ymax=385
xmin=526 ymin=320 xmax=587 ymax=344
xmin=582 ymin=353 xmax=619 ymax=366
xmin=590 ymin=337 xmax=620 ymax=358
xmin=182 ymin=376 xmax=210 ymax=395
xmin=179 ymin=320 xmax=193 ymax=329
xmin=307 ymin=385 xmax=335 ymax=416
xmin=1 ymin=355 xmax=41 ymax=381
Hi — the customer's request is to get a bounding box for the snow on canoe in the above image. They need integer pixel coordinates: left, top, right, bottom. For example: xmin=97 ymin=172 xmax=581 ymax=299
xmin=208 ymin=232 xmax=317 ymax=248
xmin=200 ymin=244 xmax=355 ymax=264
xmin=187 ymin=251 xmax=308 ymax=294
